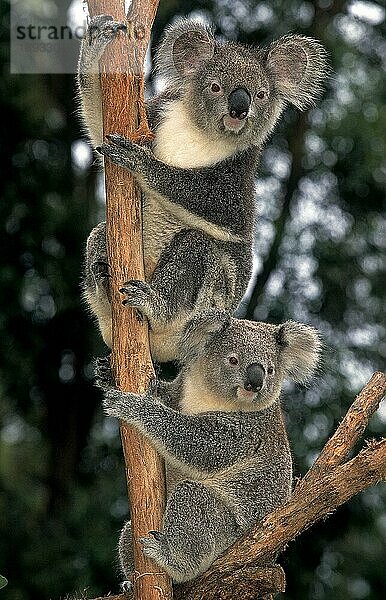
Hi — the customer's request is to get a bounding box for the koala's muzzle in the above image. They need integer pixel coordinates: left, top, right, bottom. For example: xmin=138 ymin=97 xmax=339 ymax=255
xmin=244 ymin=363 xmax=265 ymax=392
xmin=228 ymin=87 xmax=251 ymax=120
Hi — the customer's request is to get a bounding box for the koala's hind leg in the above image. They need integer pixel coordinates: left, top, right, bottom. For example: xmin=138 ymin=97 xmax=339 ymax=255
xmin=140 ymin=480 xmax=239 ymax=583
xmin=121 ymin=229 xmax=221 ymax=327
xmin=120 ymin=229 xmax=222 ymax=360
xmin=83 ymin=222 xmax=112 ymax=347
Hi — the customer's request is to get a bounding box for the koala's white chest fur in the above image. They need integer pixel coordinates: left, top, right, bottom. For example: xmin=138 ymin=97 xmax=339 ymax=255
xmin=141 ymin=100 xmax=240 ymax=280
xmin=153 ymin=100 xmax=236 ymax=168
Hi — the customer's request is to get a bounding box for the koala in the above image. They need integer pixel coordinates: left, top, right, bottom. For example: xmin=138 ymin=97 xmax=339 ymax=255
xmin=78 ymin=16 xmax=328 ymax=362
xmin=98 ymin=310 xmax=321 ymax=583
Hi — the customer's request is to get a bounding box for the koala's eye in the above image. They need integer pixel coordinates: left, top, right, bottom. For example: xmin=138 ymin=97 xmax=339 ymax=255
xmin=228 ymin=356 xmax=239 ymax=366
xmin=267 ymin=366 xmax=274 ymax=375
xmin=256 ymin=90 xmax=267 ymax=100
xmin=210 ymin=82 xmax=222 ymax=94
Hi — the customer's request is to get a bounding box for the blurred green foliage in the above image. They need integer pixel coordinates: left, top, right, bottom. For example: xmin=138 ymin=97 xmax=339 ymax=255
xmin=0 ymin=1 xmax=385 ymax=599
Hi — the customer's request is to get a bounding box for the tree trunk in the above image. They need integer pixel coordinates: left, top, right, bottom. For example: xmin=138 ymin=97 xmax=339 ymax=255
xmin=86 ymin=2 xmax=172 ymax=599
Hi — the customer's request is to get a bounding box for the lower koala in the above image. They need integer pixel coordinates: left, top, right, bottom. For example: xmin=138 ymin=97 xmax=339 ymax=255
xmin=98 ymin=310 xmax=321 ymax=583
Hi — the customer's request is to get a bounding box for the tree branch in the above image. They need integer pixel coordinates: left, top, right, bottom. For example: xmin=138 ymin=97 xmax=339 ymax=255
xmin=86 ymin=2 xmax=172 ymax=599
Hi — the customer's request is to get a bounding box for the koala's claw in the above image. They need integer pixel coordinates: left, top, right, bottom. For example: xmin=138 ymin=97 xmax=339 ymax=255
xmin=139 ymin=534 xmax=186 ymax=578
xmin=99 ymin=135 xmax=150 ymax=172
xmin=148 ymin=530 xmax=164 ymax=541
xmin=88 ymin=15 xmax=127 ymax=46
xmin=94 ymin=355 xmax=114 ymax=390
xmin=120 ymin=580 xmax=133 ymax=594
xmin=102 ymin=388 xmax=124 ymax=418
xmin=120 ymin=280 xmax=153 ymax=313
xmin=139 ymin=535 xmax=165 ymax=560
xmin=97 ymin=141 xmax=138 ymax=171
xmin=120 ymin=279 xmax=151 ymax=293
xmin=103 ymin=387 xmax=146 ymax=420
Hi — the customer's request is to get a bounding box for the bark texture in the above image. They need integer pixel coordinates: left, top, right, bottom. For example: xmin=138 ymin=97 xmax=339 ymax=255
xmin=86 ymin=2 xmax=172 ymax=599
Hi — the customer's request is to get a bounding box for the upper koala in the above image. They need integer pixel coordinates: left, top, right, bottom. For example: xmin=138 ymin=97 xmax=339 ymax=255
xmin=99 ymin=310 xmax=321 ymax=583
xmin=78 ymin=17 xmax=328 ymax=362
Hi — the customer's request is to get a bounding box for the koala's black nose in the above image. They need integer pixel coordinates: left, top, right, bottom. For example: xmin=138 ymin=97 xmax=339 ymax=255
xmin=244 ymin=363 xmax=265 ymax=392
xmin=228 ymin=87 xmax=251 ymax=120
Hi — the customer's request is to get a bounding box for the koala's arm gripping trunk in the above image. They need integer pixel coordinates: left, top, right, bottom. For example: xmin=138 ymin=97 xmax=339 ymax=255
xmin=86 ymin=2 xmax=172 ymax=599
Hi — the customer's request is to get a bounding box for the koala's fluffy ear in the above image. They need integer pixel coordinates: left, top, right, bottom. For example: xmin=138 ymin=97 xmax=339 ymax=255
xmin=277 ymin=321 xmax=321 ymax=382
xmin=179 ymin=310 xmax=230 ymax=363
xmin=155 ymin=19 xmax=215 ymax=81
xmin=266 ymin=35 xmax=329 ymax=110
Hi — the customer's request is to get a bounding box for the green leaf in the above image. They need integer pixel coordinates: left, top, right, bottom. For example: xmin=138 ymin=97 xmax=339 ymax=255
xmin=0 ymin=576 xmax=8 ymax=589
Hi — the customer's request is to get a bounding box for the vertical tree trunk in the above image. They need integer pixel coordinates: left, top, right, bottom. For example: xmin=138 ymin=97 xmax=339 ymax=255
xmin=86 ymin=2 xmax=172 ymax=599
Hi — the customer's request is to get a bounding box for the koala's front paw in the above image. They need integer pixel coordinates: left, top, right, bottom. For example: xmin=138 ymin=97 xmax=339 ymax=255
xmin=96 ymin=134 xmax=150 ymax=173
xmin=94 ymin=355 xmax=114 ymax=390
xmin=119 ymin=280 xmax=156 ymax=317
xmin=103 ymin=388 xmax=144 ymax=421
xmin=87 ymin=15 xmax=127 ymax=52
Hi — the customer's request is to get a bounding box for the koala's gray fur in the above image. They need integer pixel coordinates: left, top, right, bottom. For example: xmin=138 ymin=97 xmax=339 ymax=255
xmin=98 ymin=310 xmax=321 ymax=583
xmin=78 ymin=16 xmax=328 ymax=362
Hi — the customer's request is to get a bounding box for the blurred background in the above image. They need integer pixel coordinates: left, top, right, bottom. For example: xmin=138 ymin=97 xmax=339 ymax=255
xmin=0 ymin=0 xmax=385 ymax=599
